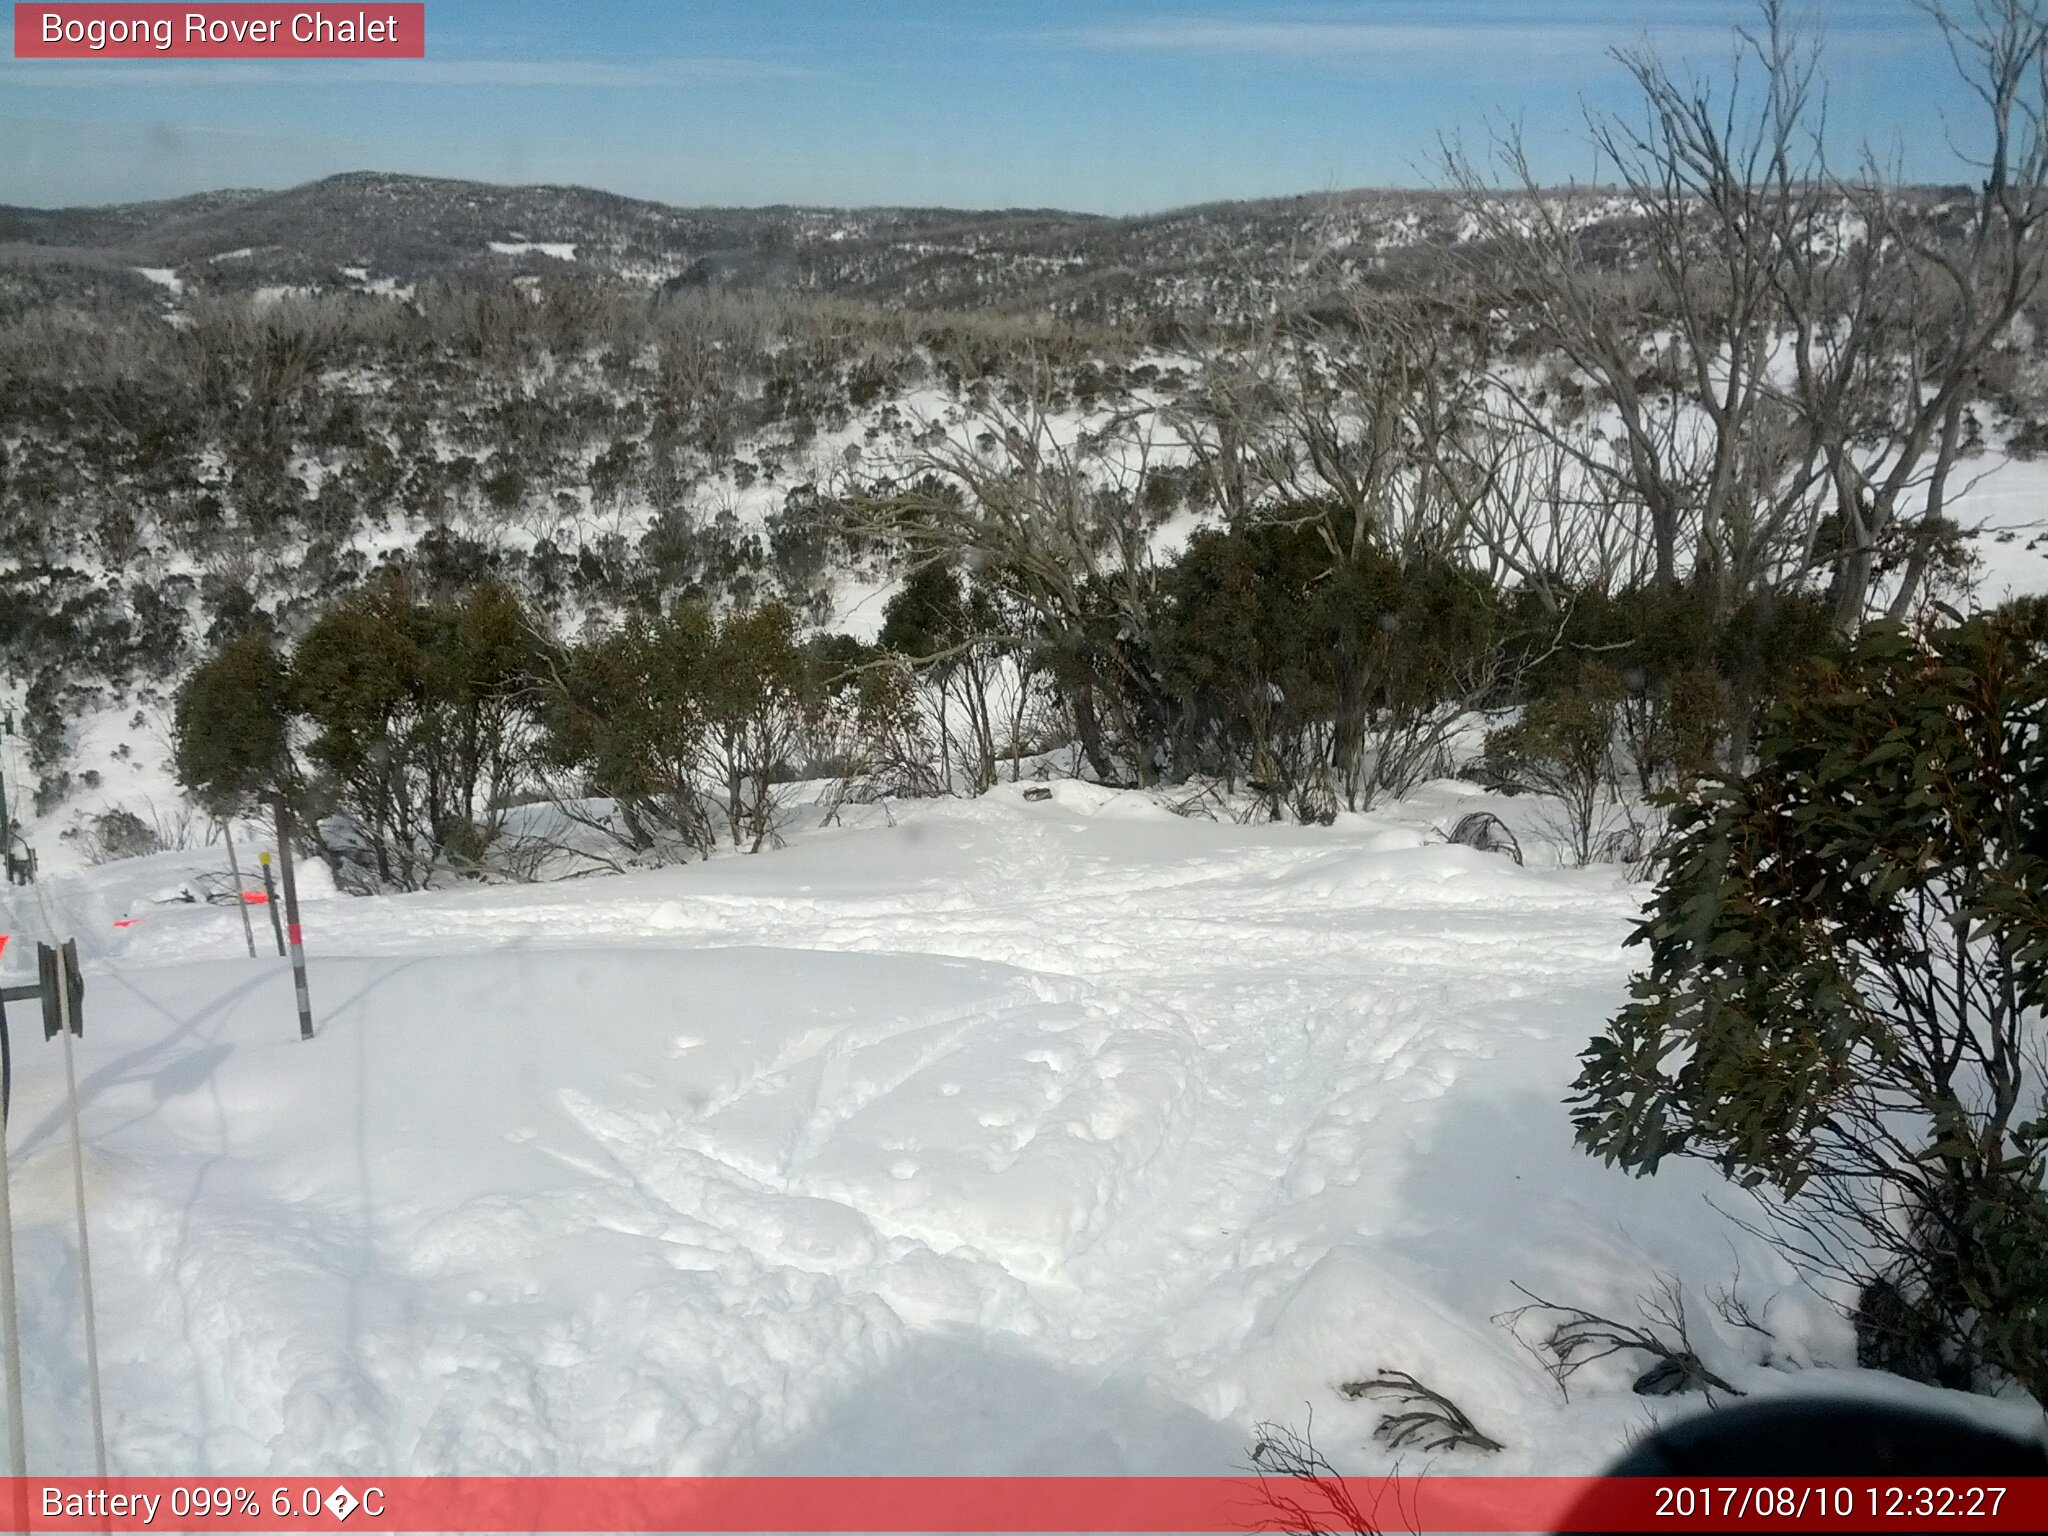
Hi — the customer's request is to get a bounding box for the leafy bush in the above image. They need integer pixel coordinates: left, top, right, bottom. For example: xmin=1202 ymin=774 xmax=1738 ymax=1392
xmin=1156 ymin=520 xmax=1503 ymax=816
xmin=538 ymin=599 xmax=872 ymax=858
xmin=1571 ymin=615 xmax=2048 ymax=1397
xmin=700 ymin=602 xmax=822 ymax=851
xmin=173 ymin=629 xmax=292 ymax=817
xmin=84 ymin=807 xmax=157 ymax=864
xmin=810 ymin=646 xmax=941 ymax=812
xmin=180 ymin=574 xmax=545 ymax=889
xmin=1508 ymin=583 xmax=1835 ymax=785
xmin=537 ymin=604 xmax=722 ymax=862
xmin=1482 ymin=667 xmax=1625 ymax=866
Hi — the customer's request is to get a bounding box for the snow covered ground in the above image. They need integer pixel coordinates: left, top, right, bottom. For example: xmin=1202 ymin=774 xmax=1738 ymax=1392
xmin=0 ymin=783 xmax=2040 ymax=1483
xmin=1953 ymin=452 xmax=2048 ymax=604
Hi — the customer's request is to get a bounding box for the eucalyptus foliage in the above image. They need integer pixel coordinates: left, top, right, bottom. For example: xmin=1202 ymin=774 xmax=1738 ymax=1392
xmin=1573 ymin=615 xmax=2048 ymax=1394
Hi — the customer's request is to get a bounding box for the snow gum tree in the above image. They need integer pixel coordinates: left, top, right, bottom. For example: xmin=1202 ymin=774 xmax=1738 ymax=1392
xmin=702 ymin=601 xmax=822 ymax=852
xmin=1445 ymin=0 xmax=2048 ymax=634
xmin=1572 ymin=612 xmax=2048 ymax=1396
xmin=863 ymin=381 xmax=1179 ymax=786
xmin=879 ymin=561 xmax=1022 ymax=794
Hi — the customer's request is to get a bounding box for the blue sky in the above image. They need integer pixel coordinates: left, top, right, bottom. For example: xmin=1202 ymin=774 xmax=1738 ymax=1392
xmin=0 ymin=2 xmax=1981 ymax=212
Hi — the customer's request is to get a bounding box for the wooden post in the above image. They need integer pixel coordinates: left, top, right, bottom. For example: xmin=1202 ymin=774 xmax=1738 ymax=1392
xmin=222 ymin=823 xmax=257 ymax=959
xmin=259 ymin=852 xmax=285 ymax=956
xmin=269 ymin=795 xmax=314 ymax=1040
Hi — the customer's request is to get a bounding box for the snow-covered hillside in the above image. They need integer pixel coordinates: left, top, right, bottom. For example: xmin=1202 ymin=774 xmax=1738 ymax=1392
xmin=0 ymin=784 xmax=2037 ymax=1479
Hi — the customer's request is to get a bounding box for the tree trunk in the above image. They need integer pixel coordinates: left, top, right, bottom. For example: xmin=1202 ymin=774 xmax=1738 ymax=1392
xmin=1069 ymin=684 xmax=1118 ymax=785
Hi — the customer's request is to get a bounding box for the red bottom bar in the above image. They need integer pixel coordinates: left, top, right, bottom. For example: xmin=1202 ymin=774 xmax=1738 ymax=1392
xmin=4 ymin=1476 xmax=2045 ymax=1532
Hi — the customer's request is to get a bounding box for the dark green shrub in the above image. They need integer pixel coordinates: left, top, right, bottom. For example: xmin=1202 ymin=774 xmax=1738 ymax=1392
xmin=1156 ymin=519 xmax=1502 ymax=814
xmin=172 ymin=628 xmax=293 ymax=819
xmin=538 ymin=604 xmax=720 ymax=860
xmin=1572 ymin=615 xmax=2048 ymax=1397
xmin=288 ymin=575 xmax=539 ymax=887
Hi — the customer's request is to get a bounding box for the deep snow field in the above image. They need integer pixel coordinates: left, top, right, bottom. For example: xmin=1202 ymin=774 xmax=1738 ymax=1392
xmin=0 ymin=781 xmax=2040 ymax=1484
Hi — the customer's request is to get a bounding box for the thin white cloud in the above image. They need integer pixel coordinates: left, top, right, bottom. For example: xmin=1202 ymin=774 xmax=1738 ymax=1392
xmin=0 ymin=56 xmax=821 ymax=88
xmin=1051 ymin=19 xmax=1694 ymax=55
xmin=1031 ymin=15 xmax=1911 ymax=62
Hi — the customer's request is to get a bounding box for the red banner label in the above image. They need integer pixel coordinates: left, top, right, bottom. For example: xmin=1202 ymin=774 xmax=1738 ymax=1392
xmin=13 ymin=4 xmax=424 ymax=58
xmin=0 ymin=1476 xmax=2045 ymax=1532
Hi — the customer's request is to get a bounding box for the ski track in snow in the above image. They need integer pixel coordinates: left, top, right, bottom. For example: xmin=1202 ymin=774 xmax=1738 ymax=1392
xmin=0 ymin=784 xmax=2033 ymax=1478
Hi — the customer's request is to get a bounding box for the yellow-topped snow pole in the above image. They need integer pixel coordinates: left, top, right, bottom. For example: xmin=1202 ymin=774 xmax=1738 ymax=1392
xmin=258 ymin=851 xmax=285 ymax=955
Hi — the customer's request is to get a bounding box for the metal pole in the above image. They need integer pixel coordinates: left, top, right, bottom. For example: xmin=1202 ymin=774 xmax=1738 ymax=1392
xmin=270 ymin=796 xmax=314 ymax=1040
xmin=54 ymin=945 xmax=107 ymax=1480
xmin=0 ymin=990 xmax=27 ymax=1514
xmin=222 ymin=823 xmax=257 ymax=960
xmin=259 ymin=853 xmax=285 ymax=956
xmin=0 ymin=711 xmax=18 ymax=887
xmin=0 ymin=719 xmax=11 ymax=885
